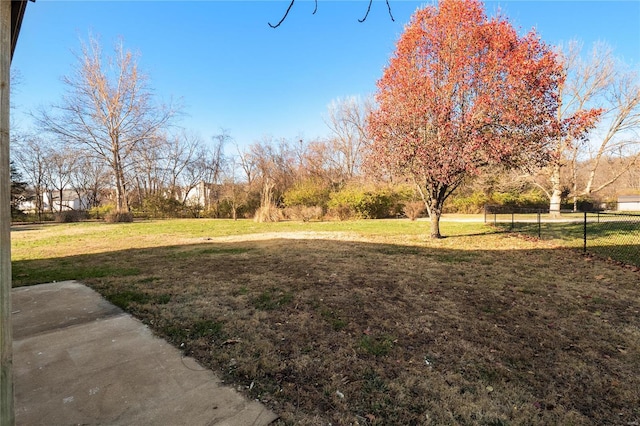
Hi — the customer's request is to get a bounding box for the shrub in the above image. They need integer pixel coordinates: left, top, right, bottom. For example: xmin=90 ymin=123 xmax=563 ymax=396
xmin=54 ymin=210 xmax=87 ymax=223
xmin=446 ymin=192 xmax=490 ymax=214
xmin=11 ymin=207 xmax=27 ymax=222
xmin=330 ymin=204 xmax=353 ymax=221
xmin=104 ymin=212 xmax=134 ymax=223
xmin=403 ymin=201 xmax=425 ymax=221
xmin=445 ymin=190 xmax=548 ymax=213
xmin=254 ymin=204 xmax=282 ymax=223
xmin=242 ymin=190 xmax=262 ymax=218
xmin=64 ymin=210 xmax=83 ymax=222
xmin=283 ymin=180 xmax=330 ymax=209
xmin=88 ymin=204 xmax=113 ymax=220
xmin=327 ymin=186 xmax=396 ymax=220
xmin=141 ymin=194 xmax=185 ymax=218
xmin=283 ymin=205 xmax=323 ymax=222
xmin=561 ymin=196 xmax=604 ymax=212
xmin=493 ymin=190 xmax=547 ymax=209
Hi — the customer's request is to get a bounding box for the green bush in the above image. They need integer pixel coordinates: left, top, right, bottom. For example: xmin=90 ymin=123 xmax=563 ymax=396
xmin=561 ymin=197 xmax=604 ymax=212
xmin=11 ymin=207 xmax=27 ymax=221
xmin=283 ymin=180 xmax=330 ymax=208
xmin=493 ymin=190 xmax=547 ymax=209
xmin=445 ymin=190 xmax=547 ymax=213
xmin=327 ymin=186 xmax=396 ymax=220
xmin=140 ymin=194 xmax=185 ymax=218
xmin=88 ymin=204 xmax=114 ymax=220
xmin=446 ymin=192 xmax=490 ymax=214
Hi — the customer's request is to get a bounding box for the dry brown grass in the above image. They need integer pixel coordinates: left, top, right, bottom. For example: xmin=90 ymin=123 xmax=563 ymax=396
xmin=12 ymin=222 xmax=640 ymax=425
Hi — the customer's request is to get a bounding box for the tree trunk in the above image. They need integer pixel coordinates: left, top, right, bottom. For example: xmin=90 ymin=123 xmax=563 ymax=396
xmin=426 ymin=197 xmax=443 ymax=239
xmin=58 ymin=188 xmax=64 ymax=212
xmin=416 ymin=180 xmax=444 ymax=239
xmin=549 ymin=163 xmax=562 ymax=217
xmin=114 ymin=167 xmax=129 ymax=213
xmin=429 ymin=211 xmax=442 ymax=239
xmin=35 ymin=188 xmax=43 ymax=220
xmin=115 ymin=177 xmax=124 ymax=213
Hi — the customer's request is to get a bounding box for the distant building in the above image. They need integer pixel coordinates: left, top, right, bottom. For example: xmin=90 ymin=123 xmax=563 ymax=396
xmin=618 ymin=195 xmax=640 ymax=212
xmin=181 ymin=181 xmax=221 ymax=209
xmin=18 ymin=190 xmax=90 ymax=213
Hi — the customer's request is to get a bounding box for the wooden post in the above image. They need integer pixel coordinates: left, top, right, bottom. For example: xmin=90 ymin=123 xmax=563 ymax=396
xmin=1 ymin=0 xmax=14 ymax=424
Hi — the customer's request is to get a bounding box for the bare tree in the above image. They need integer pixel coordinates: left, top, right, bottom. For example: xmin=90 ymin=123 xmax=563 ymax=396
xmin=324 ymin=96 xmax=371 ymax=183
xmin=543 ymin=41 xmax=609 ymax=215
xmin=70 ymin=153 xmax=110 ymax=210
xmin=131 ymin=135 xmax=165 ymax=204
xmin=246 ymin=137 xmax=296 ymax=221
xmin=537 ymin=42 xmax=640 ymax=213
xmin=579 ymin=63 xmax=640 ymax=199
xmin=163 ymin=131 xmax=202 ymax=200
xmin=250 ymin=137 xmax=296 ymax=196
xmin=195 ymin=131 xmax=228 ymax=212
xmin=236 ymin=143 xmax=258 ymax=188
xmin=35 ymin=35 xmax=177 ymax=213
xmin=170 ymin=133 xmax=208 ymax=206
xmin=625 ymin=159 xmax=640 ymax=190
xmin=219 ymin=156 xmax=247 ymax=220
xmin=46 ymin=144 xmax=77 ymax=212
xmin=12 ymin=135 xmax=50 ymax=219
xmin=300 ymin=139 xmax=337 ymax=183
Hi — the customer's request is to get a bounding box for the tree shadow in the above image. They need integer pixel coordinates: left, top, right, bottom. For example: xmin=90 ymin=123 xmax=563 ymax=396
xmin=11 ymin=236 xmax=640 ymax=424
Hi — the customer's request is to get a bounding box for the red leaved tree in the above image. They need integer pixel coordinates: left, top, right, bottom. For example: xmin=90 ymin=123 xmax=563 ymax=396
xmin=367 ymin=0 xmax=563 ymax=238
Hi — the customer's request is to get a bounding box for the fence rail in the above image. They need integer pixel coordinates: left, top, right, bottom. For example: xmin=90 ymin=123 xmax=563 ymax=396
xmin=484 ymin=206 xmax=640 ymax=267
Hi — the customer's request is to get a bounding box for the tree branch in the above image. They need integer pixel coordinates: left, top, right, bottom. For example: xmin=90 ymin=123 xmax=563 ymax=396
xmin=359 ymin=0 xmax=395 ymax=23
xmin=271 ymin=0 xmax=394 ymax=28
xmin=269 ymin=0 xmax=295 ymax=29
xmin=386 ymin=0 xmax=395 ymax=22
xmin=358 ymin=0 xmax=373 ymax=23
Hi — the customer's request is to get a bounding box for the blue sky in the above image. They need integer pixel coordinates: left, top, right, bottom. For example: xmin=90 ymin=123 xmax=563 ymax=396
xmin=11 ymin=1 xmax=640 ymax=151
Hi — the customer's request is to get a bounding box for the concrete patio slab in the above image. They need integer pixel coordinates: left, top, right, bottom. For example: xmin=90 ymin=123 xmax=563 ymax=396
xmin=12 ymin=281 xmax=278 ymax=426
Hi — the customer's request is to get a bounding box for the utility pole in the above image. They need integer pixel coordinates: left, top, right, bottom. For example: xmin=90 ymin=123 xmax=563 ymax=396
xmin=1 ymin=0 xmax=14 ymax=422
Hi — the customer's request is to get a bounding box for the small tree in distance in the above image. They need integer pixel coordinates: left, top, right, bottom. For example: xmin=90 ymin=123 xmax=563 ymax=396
xmin=367 ymin=0 xmax=563 ymax=238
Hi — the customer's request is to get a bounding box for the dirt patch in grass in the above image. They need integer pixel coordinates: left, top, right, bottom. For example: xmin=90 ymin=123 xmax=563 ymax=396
xmin=13 ymin=227 xmax=640 ymax=425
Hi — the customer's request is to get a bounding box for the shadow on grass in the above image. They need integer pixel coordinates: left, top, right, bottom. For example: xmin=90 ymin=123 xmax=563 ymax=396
xmin=11 ymin=237 xmax=640 ymax=425
xmin=441 ymin=229 xmax=505 ymax=238
xmin=492 ymin=220 xmax=640 ymax=267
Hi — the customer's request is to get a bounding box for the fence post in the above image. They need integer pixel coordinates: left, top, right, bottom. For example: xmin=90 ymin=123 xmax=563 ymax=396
xmin=538 ymin=210 xmax=541 ymax=239
xmin=511 ymin=212 xmax=514 ymax=229
xmin=583 ymin=211 xmax=587 ymax=253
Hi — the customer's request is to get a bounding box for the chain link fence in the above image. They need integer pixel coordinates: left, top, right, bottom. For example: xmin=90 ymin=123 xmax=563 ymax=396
xmin=484 ymin=205 xmax=640 ymax=268
xmin=583 ymin=212 xmax=640 ymax=267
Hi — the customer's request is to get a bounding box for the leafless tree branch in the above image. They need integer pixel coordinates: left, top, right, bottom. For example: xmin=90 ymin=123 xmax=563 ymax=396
xmin=358 ymin=0 xmax=373 ymax=23
xmin=269 ymin=0 xmax=295 ymax=28
xmin=359 ymin=0 xmax=395 ymax=23
xmin=270 ymin=0 xmax=393 ymax=28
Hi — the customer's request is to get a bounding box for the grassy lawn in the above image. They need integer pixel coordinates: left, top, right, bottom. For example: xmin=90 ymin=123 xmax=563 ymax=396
xmin=490 ymin=214 xmax=640 ymax=267
xmin=11 ymin=218 xmax=640 ymax=425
